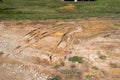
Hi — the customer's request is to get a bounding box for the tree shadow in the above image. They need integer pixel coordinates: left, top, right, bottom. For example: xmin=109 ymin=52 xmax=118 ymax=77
xmin=0 ymin=8 xmax=16 ymax=10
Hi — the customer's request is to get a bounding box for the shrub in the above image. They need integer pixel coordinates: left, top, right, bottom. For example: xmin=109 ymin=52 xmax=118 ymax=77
xmin=68 ymin=56 xmax=83 ymax=63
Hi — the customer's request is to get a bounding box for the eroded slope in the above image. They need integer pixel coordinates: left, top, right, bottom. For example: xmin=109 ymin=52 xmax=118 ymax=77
xmin=0 ymin=19 xmax=120 ymax=80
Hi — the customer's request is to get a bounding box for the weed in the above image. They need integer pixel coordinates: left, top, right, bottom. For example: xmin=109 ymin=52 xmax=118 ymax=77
xmin=54 ymin=64 xmax=61 ymax=69
xmin=99 ymin=55 xmax=106 ymax=60
xmin=54 ymin=62 xmax=65 ymax=69
xmin=109 ymin=63 xmax=119 ymax=68
xmin=60 ymin=62 xmax=65 ymax=66
xmin=92 ymin=66 xmax=99 ymax=70
xmin=48 ymin=75 xmax=61 ymax=80
xmin=85 ymin=75 xmax=96 ymax=80
xmin=68 ymin=56 xmax=83 ymax=63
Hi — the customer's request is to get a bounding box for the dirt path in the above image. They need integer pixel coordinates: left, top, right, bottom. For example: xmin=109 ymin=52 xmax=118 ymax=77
xmin=0 ymin=19 xmax=120 ymax=80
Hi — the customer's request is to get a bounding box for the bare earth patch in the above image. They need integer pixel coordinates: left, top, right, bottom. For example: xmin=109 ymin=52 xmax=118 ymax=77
xmin=0 ymin=18 xmax=120 ymax=80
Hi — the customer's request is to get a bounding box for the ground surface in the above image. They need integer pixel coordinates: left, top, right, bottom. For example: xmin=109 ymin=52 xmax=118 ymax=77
xmin=0 ymin=18 xmax=120 ymax=80
xmin=0 ymin=0 xmax=120 ymax=20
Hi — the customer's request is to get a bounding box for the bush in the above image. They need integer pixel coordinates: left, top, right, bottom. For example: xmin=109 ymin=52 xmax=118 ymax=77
xmin=68 ymin=56 xmax=83 ymax=63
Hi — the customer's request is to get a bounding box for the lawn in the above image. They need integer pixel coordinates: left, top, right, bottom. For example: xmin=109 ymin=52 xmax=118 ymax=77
xmin=0 ymin=0 xmax=120 ymax=20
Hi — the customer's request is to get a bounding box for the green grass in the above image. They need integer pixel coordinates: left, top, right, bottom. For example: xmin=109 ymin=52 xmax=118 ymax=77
xmin=68 ymin=56 xmax=83 ymax=63
xmin=99 ymin=55 xmax=107 ymax=60
xmin=0 ymin=0 xmax=120 ymax=20
xmin=85 ymin=74 xmax=97 ymax=80
xmin=48 ymin=75 xmax=61 ymax=80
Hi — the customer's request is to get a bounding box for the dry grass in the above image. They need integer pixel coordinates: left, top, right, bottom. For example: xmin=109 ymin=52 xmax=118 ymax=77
xmin=59 ymin=4 xmax=76 ymax=10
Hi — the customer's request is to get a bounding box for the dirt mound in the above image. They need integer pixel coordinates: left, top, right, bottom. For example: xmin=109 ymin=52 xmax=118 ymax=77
xmin=59 ymin=4 xmax=76 ymax=10
xmin=0 ymin=19 xmax=120 ymax=80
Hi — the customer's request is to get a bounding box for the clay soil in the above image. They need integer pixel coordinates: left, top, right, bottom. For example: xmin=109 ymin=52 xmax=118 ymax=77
xmin=0 ymin=18 xmax=120 ymax=80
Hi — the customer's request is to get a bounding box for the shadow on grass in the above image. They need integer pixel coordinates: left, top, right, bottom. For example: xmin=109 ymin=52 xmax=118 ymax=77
xmin=0 ymin=8 xmax=16 ymax=10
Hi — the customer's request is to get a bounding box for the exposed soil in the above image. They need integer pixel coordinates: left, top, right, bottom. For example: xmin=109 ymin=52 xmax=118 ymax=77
xmin=0 ymin=18 xmax=120 ymax=80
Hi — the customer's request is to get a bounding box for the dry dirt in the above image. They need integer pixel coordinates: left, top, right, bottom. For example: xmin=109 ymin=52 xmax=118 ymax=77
xmin=0 ymin=18 xmax=120 ymax=80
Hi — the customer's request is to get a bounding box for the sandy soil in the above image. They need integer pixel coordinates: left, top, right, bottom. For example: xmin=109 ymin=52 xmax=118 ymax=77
xmin=0 ymin=18 xmax=120 ymax=80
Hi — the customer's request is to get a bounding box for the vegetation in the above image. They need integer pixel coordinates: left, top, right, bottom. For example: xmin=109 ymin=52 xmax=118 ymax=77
xmin=54 ymin=64 xmax=61 ymax=69
xmin=99 ymin=55 xmax=106 ymax=60
xmin=0 ymin=0 xmax=120 ymax=20
xmin=85 ymin=75 xmax=96 ymax=80
xmin=60 ymin=62 xmax=65 ymax=66
xmin=53 ymin=62 xmax=65 ymax=69
xmin=109 ymin=63 xmax=119 ymax=68
xmin=0 ymin=0 xmax=3 ymax=3
xmin=114 ymin=23 xmax=120 ymax=26
xmin=60 ymin=69 xmax=81 ymax=79
xmin=92 ymin=66 xmax=99 ymax=70
xmin=68 ymin=56 xmax=83 ymax=63
xmin=48 ymin=75 xmax=61 ymax=80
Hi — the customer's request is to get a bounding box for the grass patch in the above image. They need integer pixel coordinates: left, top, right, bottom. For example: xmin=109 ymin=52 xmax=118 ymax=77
xmin=114 ymin=24 xmax=120 ymax=26
xmin=85 ymin=75 xmax=97 ymax=80
xmin=53 ymin=62 xmax=65 ymax=69
xmin=48 ymin=75 xmax=61 ymax=80
xmin=99 ymin=55 xmax=107 ymax=60
xmin=0 ymin=0 xmax=120 ymax=20
xmin=92 ymin=66 xmax=99 ymax=70
xmin=60 ymin=69 xmax=81 ymax=79
xmin=68 ymin=56 xmax=83 ymax=63
xmin=60 ymin=62 xmax=65 ymax=66
xmin=54 ymin=64 xmax=61 ymax=69
xmin=109 ymin=63 xmax=119 ymax=68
